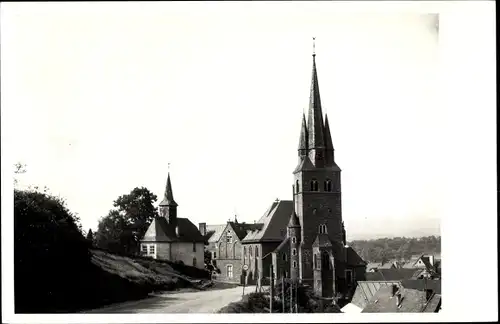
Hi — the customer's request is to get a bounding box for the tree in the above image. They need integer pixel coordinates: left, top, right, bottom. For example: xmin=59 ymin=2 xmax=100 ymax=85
xmin=86 ymin=229 xmax=94 ymax=245
xmin=14 ymin=189 xmax=91 ymax=312
xmin=95 ymin=187 xmax=158 ymax=255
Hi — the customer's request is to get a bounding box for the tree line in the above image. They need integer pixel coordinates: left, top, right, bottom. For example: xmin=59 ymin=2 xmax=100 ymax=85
xmin=348 ymin=235 xmax=441 ymax=263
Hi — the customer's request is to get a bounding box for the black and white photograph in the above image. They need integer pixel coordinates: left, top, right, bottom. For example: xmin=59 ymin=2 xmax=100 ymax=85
xmin=1 ymin=1 xmax=496 ymax=322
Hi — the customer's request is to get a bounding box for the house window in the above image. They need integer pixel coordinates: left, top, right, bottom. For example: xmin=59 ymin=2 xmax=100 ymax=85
xmin=296 ymin=180 xmax=300 ymax=193
xmin=282 ymin=253 xmax=288 ymax=261
xmin=291 ymin=236 xmax=297 ymax=244
xmin=226 ymin=230 xmax=233 ymax=243
xmin=292 ymin=248 xmax=297 ymax=256
xmin=148 ymin=244 xmax=156 ymax=255
xmin=319 ymin=224 xmax=327 ymax=234
xmin=193 ymin=242 xmax=196 ymax=252
xmin=345 ymin=269 xmax=353 ymax=283
xmin=292 ymin=261 xmax=297 ymax=268
xmin=255 ymin=246 xmax=259 ymax=257
xmin=193 ymin=257 xmax=197 ymax=267
xmin=141 ymin=245 xmax=147 ymax=253
xmin=227 ymin=264 xmax=233 ymax=278
xmin=213 ymin=251 xmax=217 ymax=259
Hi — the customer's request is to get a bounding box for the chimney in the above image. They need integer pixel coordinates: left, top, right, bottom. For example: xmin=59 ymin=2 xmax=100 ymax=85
xmin=199 ymin=223 xmax=207 ymax=236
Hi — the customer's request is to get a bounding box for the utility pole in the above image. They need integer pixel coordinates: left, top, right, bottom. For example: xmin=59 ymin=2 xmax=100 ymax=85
xmin=269 ymin=264 xmax=274 ymax=313
xmin=281 ymin=275 xmax=285 ymax=313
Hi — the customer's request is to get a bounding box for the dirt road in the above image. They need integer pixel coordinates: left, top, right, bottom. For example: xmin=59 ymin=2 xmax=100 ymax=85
xmin=83 ymin=285 xmax=257 ymax=313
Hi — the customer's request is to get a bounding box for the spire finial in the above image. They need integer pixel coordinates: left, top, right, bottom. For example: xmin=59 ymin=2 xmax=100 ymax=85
xmin=312 ymin=37 xmax=316 ymax=56
xmin=168 ymin=162 xmax=171 ymax=173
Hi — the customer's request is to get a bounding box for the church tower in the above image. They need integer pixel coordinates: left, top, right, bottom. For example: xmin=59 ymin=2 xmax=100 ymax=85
xmin=293 ymin=39 xmax=343 ymax=281
xmin=288 ymin=185 xmax=301 ymax=282
xmin=159 ymin=172 xmax=178 ymax=228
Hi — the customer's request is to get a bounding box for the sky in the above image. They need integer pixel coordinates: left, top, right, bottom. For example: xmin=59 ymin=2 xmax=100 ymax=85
xmin=2 ymin=2 xmax=442 ymax=240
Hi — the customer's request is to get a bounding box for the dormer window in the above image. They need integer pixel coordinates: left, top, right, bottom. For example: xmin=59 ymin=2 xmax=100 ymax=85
xmin=319 ymin=224 xmax=327 ymax=234
xmin=310 ymin=179 xmax=319 ymax=192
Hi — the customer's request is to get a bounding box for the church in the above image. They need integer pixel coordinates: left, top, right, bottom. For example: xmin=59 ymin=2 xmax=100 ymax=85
xmin=240 ymin=44 xmax=367 ymax=299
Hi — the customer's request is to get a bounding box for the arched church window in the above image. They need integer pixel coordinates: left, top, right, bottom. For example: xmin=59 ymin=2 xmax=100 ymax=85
xmin=314 ymin=254 xmax=318 ymax=269
xmin=292 ymin=261 xmax=297 ymax=268
xmin=243 ymin=246 xmax=246 ymax=256
xmin=325 ymin=179 xmax=332 ymax=192
xmin=296 ymin=180 xmax=299 ymax=193
xmin=282 ymin=253 xmax=288 ymax=261
xmin=310 ymin=179 xmax=319 ymax=192
xmin=319 ymin=224 xmax=327 ymax=234
xmin=255 ymin=246 xmax=259 ymax=257
xmin=292 ymin=248 xmax=297 ymax=256
xmin=291 ymin=236 xmax=297 ymax=244
xmin=249 ymin=246 xmax=253 ymax=257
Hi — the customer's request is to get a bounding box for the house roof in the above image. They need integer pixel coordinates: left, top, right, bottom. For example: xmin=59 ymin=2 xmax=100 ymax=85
xmin=341 ymin=303 xmax=363 ymax=313
xmin=351 ymin=281 xmax=402 ymax=309
xmin=362 ymin=285 xmax=441 ymax=313
xmin=242 ymin=200 xmax=293 ymax=243
xmin=401 ymin=279 xmax=442 ymax=294
xmin=205 ymin=224 xmax=227 ymax=243
xmin=141 ymin=217 xmax=204 ymax=243
xmin=365 ymin=269 xmax=422 ymax=281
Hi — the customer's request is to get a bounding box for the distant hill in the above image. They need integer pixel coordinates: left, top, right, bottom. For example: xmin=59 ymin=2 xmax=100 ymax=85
xmin=347 ymin=235 xmax=441 ymax=263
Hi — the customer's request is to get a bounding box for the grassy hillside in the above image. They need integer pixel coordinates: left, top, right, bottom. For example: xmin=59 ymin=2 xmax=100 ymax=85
xmin=14 ymin=189 xmax=212 ymax=313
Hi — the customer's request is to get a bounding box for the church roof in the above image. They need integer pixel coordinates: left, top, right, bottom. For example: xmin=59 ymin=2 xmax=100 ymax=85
xmin=288 ymin=212 xmax=300 ymax=227
xmin=293 ymin=155 xmax=316 ymax=173
xmin=141 ymin=217 xmax=204 ymax=243
xmin=242 ymin=200 xmax=293 ymax=243
xmin=230 ymin=222 xmax=262 ymax=240
xmin=346 ymin=246 xmax=367 ymax=266
xmin=273 ymin=237 xmax=290 ymax=254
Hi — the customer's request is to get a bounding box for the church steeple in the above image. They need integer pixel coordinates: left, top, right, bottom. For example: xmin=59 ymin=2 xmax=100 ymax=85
xmin=160 ymin=172 xmax=178 ymax=207
xmin=307 ymin=38 xmax=326 ymax=165
xmin=159 ymin=171 xmax=178 ymax=227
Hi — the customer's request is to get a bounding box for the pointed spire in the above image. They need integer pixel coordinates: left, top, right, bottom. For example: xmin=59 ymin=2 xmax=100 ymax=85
xmin=307 ymin=37 xmax=325 ymax=150
xmin=324 ymin=114 xmax=334 ymax=151
xmin=159 ymin=172 xmax=178 ymax=206
xmin=288 ymin=185 xmax=300 ymax=228
xmin=298 ymin=112 xmax=308 ymax=154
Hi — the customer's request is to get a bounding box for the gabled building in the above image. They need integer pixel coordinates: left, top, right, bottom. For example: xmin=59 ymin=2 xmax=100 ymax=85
xmin=140 ymin=173 xmax=205 ymax=268
xmin=203 ymin=218 xmax=260 ymax=283
xmin=241 ymin=200 xmax=292 ymax=284
xmin=268 ymin=42 xmax=366 ymax=299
